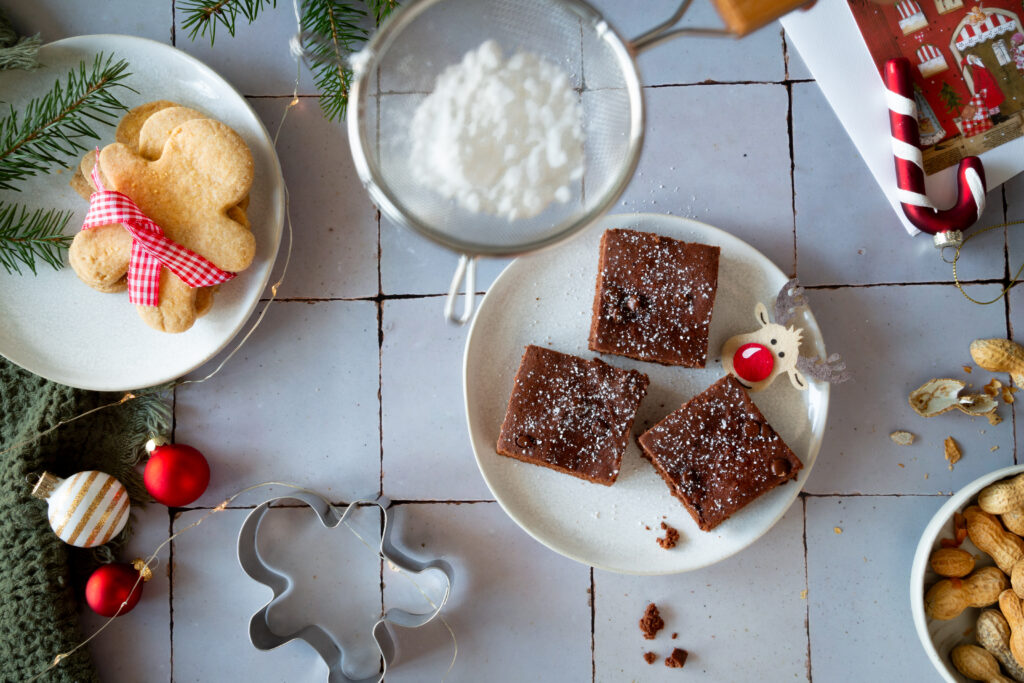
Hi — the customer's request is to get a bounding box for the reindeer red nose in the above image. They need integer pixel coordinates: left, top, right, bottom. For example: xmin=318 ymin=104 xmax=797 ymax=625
xmin=733 ymin=343 xmax=774 ymax=383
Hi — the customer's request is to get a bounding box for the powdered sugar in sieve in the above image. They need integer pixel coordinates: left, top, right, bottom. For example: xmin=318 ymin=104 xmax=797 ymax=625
xmin=408 ymin=40 xmax=584 ymax=221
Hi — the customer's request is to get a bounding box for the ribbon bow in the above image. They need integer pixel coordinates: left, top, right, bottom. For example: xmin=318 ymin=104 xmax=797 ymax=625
xmin=81 ymin=150 xmax=236 ymax=307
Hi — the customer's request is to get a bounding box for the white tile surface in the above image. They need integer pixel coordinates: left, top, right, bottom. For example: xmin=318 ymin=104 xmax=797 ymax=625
xmin=784 ymin=33 xmax=813 ymax=81
xmin=585 ymin=0 xmax=786 ymax=86
xmin=173 ymin=5 xmax=320 ymax=96
xmin=1006 ymin=176 xmax=1024 ymax=275
xmin=793 ymin=82 xmax=1008 ymax=286
xmin=382 ymin=502 xmax=592 ymax=682
xmin=258 ymin=504 xmax=384 ymax=680
xmin=171 ymin=508 xmax=332 ymax=680
xmin=79 ymin=503 xmax=171 ymax=682
xmin=248 ymin=97 xmax=380 ymax=300
xmin=806 ymin=495 xmax=945 ymax=681
xmin=593 ymin=505 xmax=807 ymax=681
xmin=174 ymin=300 xmax=382 ymax=505
xmin=381 ymin=297 xmax=492 ymax=501
xmin=803 ymin=284 xmax=1016 ymax=495
xmin=614 ymin=84 xmax=796 ymax=274
xmin=380 ymin=217 xmax=512 ymax=296
xmin=6 ymin=1 xmax=172 ymax=44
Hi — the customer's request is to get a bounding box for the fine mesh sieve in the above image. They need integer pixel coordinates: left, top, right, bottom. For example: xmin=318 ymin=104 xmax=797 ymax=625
xmin=347 ymin=0 xmax=728 ymax=323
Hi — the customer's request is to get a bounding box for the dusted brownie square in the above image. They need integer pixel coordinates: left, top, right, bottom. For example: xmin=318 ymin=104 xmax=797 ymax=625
xmin=588 ymin=228 xmax=720 ymax=367
xmin=497 ymin=345 xmax=649 ymax=486
xmin=637 ymin=375 xmax=802 ymax=531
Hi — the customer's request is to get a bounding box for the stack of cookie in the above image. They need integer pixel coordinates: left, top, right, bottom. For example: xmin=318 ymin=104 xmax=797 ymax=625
xmin=69 ymin=100 xmax=255 ymax=333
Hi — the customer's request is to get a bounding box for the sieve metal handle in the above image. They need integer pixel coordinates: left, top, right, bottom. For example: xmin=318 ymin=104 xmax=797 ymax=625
xmin=629 ymin=0 xmax=733 ymax=53
xmin=444 ymin=254 xmax=477 ymax=325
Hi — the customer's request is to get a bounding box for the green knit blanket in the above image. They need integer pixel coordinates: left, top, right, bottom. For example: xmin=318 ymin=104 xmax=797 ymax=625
xmin=0 ymin=12 xmax=169 ymax=681
xmin=0 ymin=358 xmax=167 ymax=682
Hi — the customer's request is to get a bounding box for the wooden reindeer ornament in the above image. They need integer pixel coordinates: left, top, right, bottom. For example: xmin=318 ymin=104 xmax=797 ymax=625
xmin=721 ymin=279 xmax=849 ymax=392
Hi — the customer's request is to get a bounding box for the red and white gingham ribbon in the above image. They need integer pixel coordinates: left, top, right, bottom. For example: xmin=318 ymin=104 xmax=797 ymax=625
xmin=82 ymin=149 xmax=236 ymax=307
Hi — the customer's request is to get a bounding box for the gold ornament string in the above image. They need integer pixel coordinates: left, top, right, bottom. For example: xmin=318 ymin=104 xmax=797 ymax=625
xmin=29 ymin=481 xmax=458 ymax=682
xmin=951 ymin=220 xmax=1024 ymax=305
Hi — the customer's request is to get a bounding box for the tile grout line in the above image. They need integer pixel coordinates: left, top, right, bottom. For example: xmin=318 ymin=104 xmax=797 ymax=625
xmin=784 ymin=78 xmax=797 ymax=280
xmin=780 ymin=28 xmax=799 ymax=279
xmin=589 ymin=567 xmax=596 ymax=683
xmin=159 ymin=499 xmax=500 ymax=514
xmin=378 ymin=506 xmax=385 ymax=677
xmin=256 ymin=279 xmax=1008 ymax=305
xmin=781 ymin=28 xmax=791 ymax=82
xmin=1006 ymin=264 xmax=1019 ymax=467
xmin=1003 ymin=185 xmax=1011 ymax=284
xmin=377 ymin=226 xmax=385 ymax=501
xmin=168 ymin=509 xmax=176 ymax=682
xmin=802 ymin=494 xmax=812 ymax=682
xmin=999 ymin=185 xmax=1018 ymax=467
xmin=168 ymin=372 xmax=177 ymax=681
xmin=375 ymin=205 xmax=387 ymax=681
xmin=801 ymin=491 xmax=950 ymax=498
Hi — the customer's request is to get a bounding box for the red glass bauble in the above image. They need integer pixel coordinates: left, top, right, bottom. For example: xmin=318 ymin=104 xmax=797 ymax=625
xmin=144 ymin=444 xmax=210 ymax=507
xmin=733 ymin=343 xmax=774 ymax=382
xmin=85 ymin=563 xmax=144 ymax=617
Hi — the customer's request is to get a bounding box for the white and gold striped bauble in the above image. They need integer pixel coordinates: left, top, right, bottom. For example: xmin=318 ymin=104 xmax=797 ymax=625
xmin=31 ymin=471 xmax=130 ymax=548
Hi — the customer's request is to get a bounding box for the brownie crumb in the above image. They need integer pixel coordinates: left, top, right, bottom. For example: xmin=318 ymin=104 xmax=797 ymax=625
xmin=671 ymin=632 xmax=678 ymax=639
xmin=657 ymin=521 xmax=680 ymax=549
xmin=639 ymin=603 xmax=665 ymax=640
xmin=665 ymin=648 xmax=688 ymax=669
xmin=643 ymin=652 xmax=658 ymax=665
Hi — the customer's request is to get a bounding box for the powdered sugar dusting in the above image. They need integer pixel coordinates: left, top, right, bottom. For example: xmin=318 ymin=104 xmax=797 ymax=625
xmin=409 ymin=40 xmax=584 ymax=220
xmin=590 ymin=229 xmax=720 ymax=367
xmin=497 ymin=345 xmax=648 ymax=485
xmin=638 ymin=375 xmax=802 ymax=531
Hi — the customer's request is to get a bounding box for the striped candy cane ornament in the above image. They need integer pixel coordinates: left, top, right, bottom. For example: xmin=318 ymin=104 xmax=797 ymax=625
xmin=884 ymin=58 xmax=986 ymax=247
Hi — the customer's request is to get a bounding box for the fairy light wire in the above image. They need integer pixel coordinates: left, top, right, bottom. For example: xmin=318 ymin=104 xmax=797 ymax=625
xmin=26 ymin=6 xmax=459 ymax=679
xmin=31 ymin=481 xmax=459 ymax=681
xmin=0 ymin=31 xmax=301 ymax=459
xmin=344 ymin=519 xmax=459 ymax=680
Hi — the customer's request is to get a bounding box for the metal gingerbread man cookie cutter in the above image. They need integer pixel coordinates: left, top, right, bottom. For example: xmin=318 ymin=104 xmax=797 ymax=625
xmin=237 ymin=490 xmax=454 ymax=682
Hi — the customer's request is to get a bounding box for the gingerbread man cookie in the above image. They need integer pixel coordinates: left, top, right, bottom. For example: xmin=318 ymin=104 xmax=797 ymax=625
xmin=99 ymin=118 xmax=255 ymax=332
xmin=69 ymin=102 xmax=251 ymax=330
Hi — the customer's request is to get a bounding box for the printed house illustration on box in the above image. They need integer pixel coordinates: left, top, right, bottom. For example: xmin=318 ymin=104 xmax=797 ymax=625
xmin=849 ymin=0 xmax=1024 ymax=171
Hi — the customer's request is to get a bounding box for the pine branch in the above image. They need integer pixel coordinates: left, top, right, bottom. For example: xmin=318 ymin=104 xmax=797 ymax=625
xmin=301 ymin=0 xmax=368 ymax=121
xmin=0 ymin=202 xmax=72 ymax=275
xmin=366 ymin=0 xmax=398 ymax=25
xmin=180 ymin=0 xmax=277 ymax=44
xmin=0 ymin=53 xmax=133 ymax=191
xmin=181 ymin=0 xmax=399 ymax=122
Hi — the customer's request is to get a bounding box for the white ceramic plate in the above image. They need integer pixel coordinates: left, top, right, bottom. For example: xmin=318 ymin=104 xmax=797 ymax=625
xmin=464 ymin=213 xmax=829 ymax=574
xmin=0 ymin=35 xmax=284 ymax=390
xmin=910 ymin=464 xmax=1024 ymax=683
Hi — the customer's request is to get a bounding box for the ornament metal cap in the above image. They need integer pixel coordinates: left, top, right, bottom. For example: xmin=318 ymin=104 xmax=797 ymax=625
xmin=30 ymin=472 xmax=61 ymax=500
xmin=933 ymin=230 xmax=964 ymax=250
xmin=132 ymin=558 xmax=153 ymax=582
xmin=145 ymin=435 xmax=170 ymax=453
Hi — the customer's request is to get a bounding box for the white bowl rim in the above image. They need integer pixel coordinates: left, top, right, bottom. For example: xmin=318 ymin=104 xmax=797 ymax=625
xmin=910 ymin=463 xmax=1024 ymax=682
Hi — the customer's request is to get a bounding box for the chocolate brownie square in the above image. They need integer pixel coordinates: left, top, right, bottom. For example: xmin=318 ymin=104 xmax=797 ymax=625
xmin=497 ymin=345 xmax=649 ymax=486
xmin=637 ymin=375 xmax=802 ymax=531
xmin=589 ymin=228 xmax=720 ymax=367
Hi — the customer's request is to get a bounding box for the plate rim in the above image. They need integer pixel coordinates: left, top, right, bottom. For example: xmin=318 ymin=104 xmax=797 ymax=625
xmin=0 ymin=33 xmax=285 ymax=391
xmin=462 ymin=212 xmax=830 ymax=574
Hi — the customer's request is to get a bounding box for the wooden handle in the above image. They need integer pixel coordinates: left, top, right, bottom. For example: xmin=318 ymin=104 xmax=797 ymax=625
xmin=710 ymin=0 xmax=813 ymax=35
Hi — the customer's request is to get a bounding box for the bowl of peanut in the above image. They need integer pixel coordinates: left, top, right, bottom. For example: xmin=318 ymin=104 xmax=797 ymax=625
xmin=912 ymin=464 xmax=1024 ymax=682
